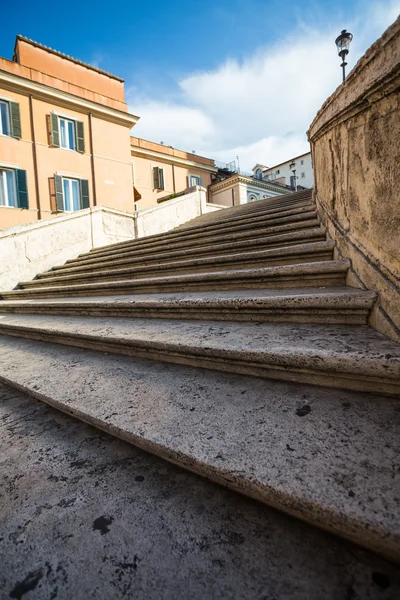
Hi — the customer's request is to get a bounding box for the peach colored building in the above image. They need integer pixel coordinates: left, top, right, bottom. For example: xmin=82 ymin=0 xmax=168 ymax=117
xmin=0 ymin=36 xmax=138 ymax=229
xmin=130 ymin=137 xmax=218 ymax=209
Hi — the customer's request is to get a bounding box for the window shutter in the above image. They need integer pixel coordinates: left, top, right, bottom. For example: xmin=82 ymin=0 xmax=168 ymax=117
xmin=80 ymin=179 xmax=90 ymax=209
xmin=10 ymin=102 xmax=22 ymax=138
xmin=153 ymin=167 xmax=160 ymax=190
xmin=54 ymin=175 xmax=64 ymax=211
xmin=15 ymin=170 xmax=28 ymax=208
xmin=159 ymin=168 xmax=164 ymax=190
xmin=50 ymin=113 xmax=60 ymax=147
xmin=75 ymin=121 xmax=85 ymax=153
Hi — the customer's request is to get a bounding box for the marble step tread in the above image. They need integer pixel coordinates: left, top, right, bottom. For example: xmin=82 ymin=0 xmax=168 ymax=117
xmin=27 ymin=242 xmax=335 ymax=287
xmin=0 ymin=334 xmax=398 ymax=563
xmin=1 ymin=261 xmax=349 ymax=299
xmin=72 ymin=219 xmax=322 ymax=265
xmin=0 ymin=286 xmax=377 ymax=325
xmin=56 ymin=228 xmax=327 ymax=273
xmin=0 ymin=311 xmax=398 ymax=394
xmin=86 ymin=205 xmax=316 ymax=258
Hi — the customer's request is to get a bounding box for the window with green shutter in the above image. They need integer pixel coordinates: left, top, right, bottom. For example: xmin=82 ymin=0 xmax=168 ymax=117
xmin=15 ymin=169 xmax=28 ymax=208
xmin=53 ymin=175 xmax=89 ymax=212
xmin=54 ymin=174 xmax=64 ymax=211
xmin=0 ymin=101 xmax=21 ymax=138
xmin=80 ymin=179 xmax=89 ymax=208
xmin=49 ymin=114 xmax=85 ymax=152
xmin=0 ymin=168 xmax=28 ymax=208
xmin=50 ymin=113 xmax=60 ymax=147
xmin=10 ymin=102 xmax=22 ymax=138
xmin=153 ymin=167 xmax=164 ymax=190
xmin=75 ymin=121 xmax=85 ymax=153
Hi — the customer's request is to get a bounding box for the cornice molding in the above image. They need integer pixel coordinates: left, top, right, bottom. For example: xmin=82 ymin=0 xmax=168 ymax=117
xmin=0 ymin=69 xmax=139 ymax=128
xmin=210 ymin=174 xmax=288 ymax=193
xmin=131 ymin=146 xmax=218 ymax=173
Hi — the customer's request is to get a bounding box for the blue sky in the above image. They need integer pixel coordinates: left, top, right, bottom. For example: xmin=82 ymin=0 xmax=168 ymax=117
xmin=1 ymin=0 xmax=399 ymax=169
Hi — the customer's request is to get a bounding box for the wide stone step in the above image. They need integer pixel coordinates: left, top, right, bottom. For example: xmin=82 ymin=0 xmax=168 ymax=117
xmin=3 ymin=381 xmax=400 ymax=598
xmin=51 ymin=228 xmax=327 ymax=274
xmin=86 ymin=203 xmax=316 ymax=258
xmin=1 ymin=261 xmax=350 ymax=299
xmin=0 ymin=287 xmax=377 ymax=325
xmin=73 ymin=218 xmax=322 ymax=265
xmin=0 ymin=335 xmax=398 ymax=562
xmin=0 ymin=312 xmax=398 ymax=395
xmin=26 ymin=242 xmax=335 ymax=288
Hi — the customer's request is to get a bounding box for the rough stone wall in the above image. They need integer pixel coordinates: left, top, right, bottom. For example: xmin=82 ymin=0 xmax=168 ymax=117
xmin=308 ymin=17 xmax=400 ymax=341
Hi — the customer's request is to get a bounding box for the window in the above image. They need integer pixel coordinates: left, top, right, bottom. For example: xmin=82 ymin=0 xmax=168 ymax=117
xmin=53 ymin=175 xmax=89 ymax=212
xmin=189 ymin=175 xmax=203 ymax=187
xmin=301 ymin=172 xmax=305 ymax=178
xmin=255 ymin=168 xmax=262 ymax=180
xmin=49 ymin=113 xmax=85 ymax=153
xmin=153 ymin=167 xmax=164 ymax=190
xmin=275 ymin=169 xmax=280 ymax=175
xmin=59 ymin=118 xmax=76 ymax=150
xmin=301 ymin=159 xmax=304 ymax=165
xmin=0 ymin=100 xmax=21 ymax=138
xmin=0 ymin=168 xmax=28 ymax=208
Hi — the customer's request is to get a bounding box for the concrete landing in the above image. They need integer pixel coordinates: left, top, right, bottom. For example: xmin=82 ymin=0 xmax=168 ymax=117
xmin=0 ymin=336 xmax=399 ymax=562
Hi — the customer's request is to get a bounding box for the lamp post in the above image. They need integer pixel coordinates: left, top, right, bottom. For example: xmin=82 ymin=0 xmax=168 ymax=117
xmin=335 ymin=29 xmax=353 ymax=82
xmin=289 ymin=160 xmax=297 ymax=192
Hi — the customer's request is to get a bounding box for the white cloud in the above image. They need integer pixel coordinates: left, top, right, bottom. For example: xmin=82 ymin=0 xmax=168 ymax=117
xmin=128 ymin=2 xmax=399 ymax=171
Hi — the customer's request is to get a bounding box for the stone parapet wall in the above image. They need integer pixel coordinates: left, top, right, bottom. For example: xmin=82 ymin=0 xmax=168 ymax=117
xmin=0 ymin=188 xmax=224 ymax=292
xmin=308 ymin=17 xmax=400 ymax=341
xmin=136 ymin=186 xmax=223 ymax=237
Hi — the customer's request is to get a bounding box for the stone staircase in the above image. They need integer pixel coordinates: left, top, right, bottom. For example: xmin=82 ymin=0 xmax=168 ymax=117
xmin=0 ymin=189 xmax=399 ymax=563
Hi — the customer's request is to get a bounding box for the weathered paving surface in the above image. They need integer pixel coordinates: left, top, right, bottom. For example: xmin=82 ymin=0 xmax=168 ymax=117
xmin=0 ymin=382 xmax=400 ymax=600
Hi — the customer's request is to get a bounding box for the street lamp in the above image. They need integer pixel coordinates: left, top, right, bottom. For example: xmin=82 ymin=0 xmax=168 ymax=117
xmin=335 ymin=29 xmax=353 ymax=82
xmin=289 ymin=160 xmax=297 ymax=192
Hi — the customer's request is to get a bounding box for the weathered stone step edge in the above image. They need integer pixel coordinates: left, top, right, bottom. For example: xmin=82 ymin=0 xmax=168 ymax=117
xmin=53 ymin=228 xmax=327 ymax=273
xmin=174 ymin=191 xmax=313 ymax=225
xmin=64 ymin=220 xmax=323 ymax=270
xmin=26 ymin=243 xmax=335 ymax=288
xmin=0 ymin=316 xmax=398 ymax=395
xmin=175 ymin=198 xmax=314 ymax=232
xmin=3 ymin=261 xmax=350 ymax=299
xmin=39 ymin=240 xmax=334 ymax=280
xmin=86 ymin=204 xmax=316 ymax=258
xmin=88 ymin=193 xmax=313 ymax=255
xmin=170 ymin=201 xmax=315 ymax=234
xmin=0 ymin=288 xmax=377 ymax=324
xmin=1 ymin=333 xmax=397 ymax=562
xmin=72 ymin=218 xmax=322 ymax=265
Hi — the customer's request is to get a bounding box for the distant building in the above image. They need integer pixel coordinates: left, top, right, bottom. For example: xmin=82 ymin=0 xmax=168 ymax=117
xmin=252 ymin=152 xmax=314 ymax=190
xmin=209 ymin=172 xmax=290 ymax=207
xmin=130 ymin=138 xmax=217 ymax=210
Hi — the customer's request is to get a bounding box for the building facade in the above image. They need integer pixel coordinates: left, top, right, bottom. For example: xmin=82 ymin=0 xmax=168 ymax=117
xmin=209 ymin=173 xmax=289 ymax=207
xmin=253 ymin=152 xmax=314 ymax=189
xmin=131 ymin=137 xmax=217 ymax=209
xmin=0 ymin=36 xmax=138 ymax=230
